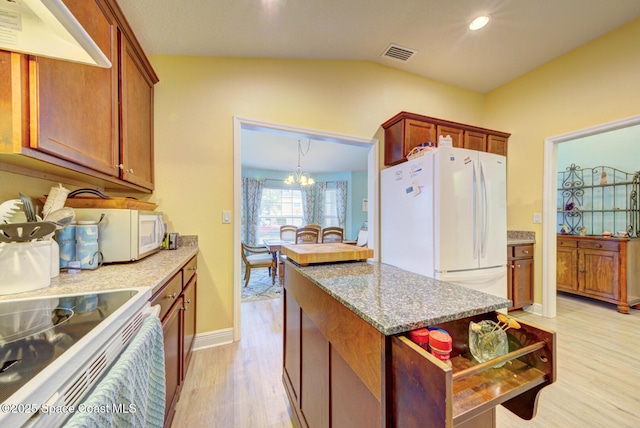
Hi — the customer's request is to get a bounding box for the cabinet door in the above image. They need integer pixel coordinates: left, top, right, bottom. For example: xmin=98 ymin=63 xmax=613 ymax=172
xmin=512 ymin=258 xmax=533 ymax=309
xmin=437 ymin=124 xmax=464 ymax=148
xmin=556 ymin=247 xmax=578 ymax=291
xmin=301 ymin=312 xmax=329 ymax=428
xmin=163 ymin=299 xmax=183 ymax=426
xmin=283 ymin=289 xmax=301 ymax=403
xmin=404 ymin=119 xmax=436 ymax=156
xmin=182 ymin=276 xmax=197 ymax=380
xmin=488 ymin=135 xmax=508 ymax=156
xmin=463 ymin=130 xmax=487 ymax=152
xmin=579 ymin=249 xmax=619 ymax=300
xmin=119 ymin=32 xmax=155 ymax=190
xmin=30 ymin=0 xmax=118 ymax=176
xmin=507 ymin=262 xmax=513 ymax=303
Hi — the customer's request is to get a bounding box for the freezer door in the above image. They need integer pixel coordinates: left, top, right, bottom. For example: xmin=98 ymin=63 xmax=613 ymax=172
xmin=381 ymin=156 xmax=435 ymax=277
xmin=436 ymin=266 xmax=508 ymax=300
xmin=478 ymin=151 xmax=507 ymax=268
xmin=434 ymin=148 xmax=479 ymax=272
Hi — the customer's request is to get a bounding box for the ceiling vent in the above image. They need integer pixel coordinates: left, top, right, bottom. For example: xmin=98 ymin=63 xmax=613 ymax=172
xmin=381 ymin=44 xmax=417 ymax=63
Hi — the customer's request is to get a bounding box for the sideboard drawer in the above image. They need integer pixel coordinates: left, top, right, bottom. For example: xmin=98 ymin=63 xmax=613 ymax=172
xmin=578 ymin=240 xmax=619 ymax=252
xmin=557 ymin=238 xmax=577 ymax=248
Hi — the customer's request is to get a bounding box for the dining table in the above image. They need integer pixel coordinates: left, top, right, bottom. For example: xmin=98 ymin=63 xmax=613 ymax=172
xmin=263 ymin=239 xmax=292 ymax=284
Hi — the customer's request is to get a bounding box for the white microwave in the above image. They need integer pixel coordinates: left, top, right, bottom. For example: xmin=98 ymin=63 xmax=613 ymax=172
xmin=73 ymin=208 xmax=165 ymax=263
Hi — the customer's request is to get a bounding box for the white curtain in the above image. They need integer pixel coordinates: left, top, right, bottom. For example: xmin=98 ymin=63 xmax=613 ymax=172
xmin=335 ymin=181 xmax=348 ymax=228
xmin=241 ymin=177 xmax=265 ymax=245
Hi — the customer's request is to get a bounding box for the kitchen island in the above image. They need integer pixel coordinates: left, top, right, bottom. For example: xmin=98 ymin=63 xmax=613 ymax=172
xmin=283 ymin=260 xmax=556 ymax=428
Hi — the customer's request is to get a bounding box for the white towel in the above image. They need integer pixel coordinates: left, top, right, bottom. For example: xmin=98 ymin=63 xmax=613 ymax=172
xmin=63 ymin=315 xmax=166 ymax=428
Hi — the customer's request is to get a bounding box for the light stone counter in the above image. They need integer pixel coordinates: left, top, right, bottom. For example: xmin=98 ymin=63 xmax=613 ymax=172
xmin=0 ymin=240 xmax=198 ymax=302
xmin=289 ymin=260 xmax=511 ymax=335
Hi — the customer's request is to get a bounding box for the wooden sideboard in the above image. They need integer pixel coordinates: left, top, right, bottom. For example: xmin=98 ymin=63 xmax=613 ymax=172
xmin=381 ymin=111 xmax=511 ymax=166
xmin=556 ymin=235 xmax=640 ymax=313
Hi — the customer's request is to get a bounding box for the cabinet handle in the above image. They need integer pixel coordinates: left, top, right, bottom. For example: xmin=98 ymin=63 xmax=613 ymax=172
xmin=186 ymin=299 xmax=191 ymax=304
xmin=166 ymin=292 xmax=177 ymax=299
xmin=127 ymin=168 xmax=134 ymax=173
xmin=516 ymin=264 xmax=521 ymax=268
xmin=188 ymin=267 xmax=197 ymax=271
xmin=523 ymin=250 xmax=529 ymax=254
xmin=510 ymin=264 xmax=514 ymax=269
xmin=117 ymin=164 xmax=124 ymax=169
xmin=595 ymin=244 xmax=601 ymax=248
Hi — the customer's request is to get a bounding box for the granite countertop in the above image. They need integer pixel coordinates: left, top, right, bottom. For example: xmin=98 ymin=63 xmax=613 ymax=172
xmin=507 ymin=230 xmax=536 ymax=246
xmin=290 ymin=261 xmax=511 ymax=336
xmin=0 ymin=243 xmax=199 ymax=302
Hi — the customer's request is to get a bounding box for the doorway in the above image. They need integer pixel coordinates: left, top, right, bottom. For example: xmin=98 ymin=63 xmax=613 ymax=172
xmin=233 ymin=116 xmax=379 ymax=341
xmin=541 ymin=114 xmax=640 ymax=318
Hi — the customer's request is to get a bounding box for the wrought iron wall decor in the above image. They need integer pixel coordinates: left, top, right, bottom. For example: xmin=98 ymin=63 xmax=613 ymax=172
xmin=557 ymin=164 xmax=639 ymax=237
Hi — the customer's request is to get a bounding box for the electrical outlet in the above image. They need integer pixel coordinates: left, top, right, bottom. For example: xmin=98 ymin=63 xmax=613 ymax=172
xmin=533 ymin=213 xmax=542 ymax=224
xmin=222 ymin=210 xmax=231 ymax=224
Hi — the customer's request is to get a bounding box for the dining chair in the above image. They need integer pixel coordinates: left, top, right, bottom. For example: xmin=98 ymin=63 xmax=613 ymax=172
xmin=304 ymin=224 xmax=322 ymax=233
xmin=241 ymin=243 xmax=275 ymax=287
xmin=280 ymin=225 xmax=297 ymax=242
xmin=295 ymin=227 xmax=320 ymax=244
xmin=321 ymin=226 xmax=344 ymax=243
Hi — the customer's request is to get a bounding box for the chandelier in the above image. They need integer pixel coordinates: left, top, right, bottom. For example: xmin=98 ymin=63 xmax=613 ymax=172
xmin=284 ymin=140 xmax=315 ymax=186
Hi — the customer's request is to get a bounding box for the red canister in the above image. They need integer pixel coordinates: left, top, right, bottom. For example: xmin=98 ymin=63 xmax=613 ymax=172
xmin=408 ymin=328 xmax=430 ymax=351
xmin=429 ymin=330 xmax=452 ymax=362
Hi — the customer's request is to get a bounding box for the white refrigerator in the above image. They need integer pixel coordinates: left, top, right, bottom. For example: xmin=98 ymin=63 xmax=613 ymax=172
xmin=381 ymin=147 xmax=507 ymax=298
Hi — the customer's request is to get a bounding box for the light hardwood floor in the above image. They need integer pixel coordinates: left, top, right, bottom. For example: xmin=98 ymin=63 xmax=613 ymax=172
xmin=172 ymin=294 xmax=640 ymax=428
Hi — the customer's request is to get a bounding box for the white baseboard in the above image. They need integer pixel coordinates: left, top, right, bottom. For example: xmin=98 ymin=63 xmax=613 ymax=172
xmin=192 ymin=328 xmax=234 ymax=351
xmin=523 ymin=303 xmax=543 ymax=316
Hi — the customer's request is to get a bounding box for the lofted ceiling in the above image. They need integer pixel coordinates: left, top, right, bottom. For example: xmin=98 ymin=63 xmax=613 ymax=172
xmin=116 ymin=0 xmax=640 ymax=172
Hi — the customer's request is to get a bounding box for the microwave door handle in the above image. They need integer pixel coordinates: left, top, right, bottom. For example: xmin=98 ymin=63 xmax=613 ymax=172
xmin=158 ymin=218 xmax=166 ymax=245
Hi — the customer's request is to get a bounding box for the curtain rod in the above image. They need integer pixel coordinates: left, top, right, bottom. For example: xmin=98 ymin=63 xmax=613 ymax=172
xmin=263 ymin=178 xmax=339 ymax=184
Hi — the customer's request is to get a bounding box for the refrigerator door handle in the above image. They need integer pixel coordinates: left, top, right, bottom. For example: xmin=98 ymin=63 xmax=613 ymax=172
xmin=480 ymin=160 xmax=488 ymax=258
xmin=472 ymin=161 xmax=478 ymax=259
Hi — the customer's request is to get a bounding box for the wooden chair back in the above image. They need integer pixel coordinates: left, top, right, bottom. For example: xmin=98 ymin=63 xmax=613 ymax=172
xmin=295 ymin=227 xmax=320 ymax=244
xmin=321 ymin=227 xmax=344 ymax=243
xmin=304 ymin=224 xmax=321 ymax=233
xmin=280 ymin=225 xmax=297 ymax=242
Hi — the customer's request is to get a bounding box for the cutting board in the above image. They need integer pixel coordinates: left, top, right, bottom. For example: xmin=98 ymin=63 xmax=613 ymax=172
xmin=282 ymin=243 xmax=374 ymax=266
xmin=38 ymin=197 xmax=157 ymax=210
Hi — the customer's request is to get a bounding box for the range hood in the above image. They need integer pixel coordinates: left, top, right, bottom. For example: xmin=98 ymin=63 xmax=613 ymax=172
xmin=0 ymin=0 xmax=111 ymax=68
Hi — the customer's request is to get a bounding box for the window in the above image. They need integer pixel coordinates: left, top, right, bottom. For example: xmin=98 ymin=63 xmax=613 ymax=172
xmin=258 ymin=187 xmax=304 ymax=242
xmin=322 ymin=188 xmax=339 ymax=228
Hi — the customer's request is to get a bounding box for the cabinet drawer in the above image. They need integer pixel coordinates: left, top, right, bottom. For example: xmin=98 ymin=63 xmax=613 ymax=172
xmin=578 ymin=240 xmax=619 ymax=252
xmin=557 ymin=238 xmax=577 ymax=248
xmin=183 ymin=255 xmax=198 ymax=285
xmin=513 ymin=245 xmax=533 ymax=258
xmin=150 ymin=271 xmax=183 ymax=320
xmin=391 ymin=313 xmax=555 ymax=426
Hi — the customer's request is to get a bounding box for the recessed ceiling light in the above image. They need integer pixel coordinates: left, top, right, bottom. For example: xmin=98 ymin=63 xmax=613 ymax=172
xmin=469 ymin=15 xmax=490 ymax=31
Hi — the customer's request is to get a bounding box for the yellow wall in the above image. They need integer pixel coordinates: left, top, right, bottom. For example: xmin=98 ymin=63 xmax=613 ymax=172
xmin=3 ymin=16 xmax=638 ymax=332
xmin=483 ymin=17 xmax=640 ymax=303
xmin=150 ymin=58 xmax=483 ymax=332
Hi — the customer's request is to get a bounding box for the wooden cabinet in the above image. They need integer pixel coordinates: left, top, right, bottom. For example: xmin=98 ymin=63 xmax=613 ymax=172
xmin=556 ymin=236 xmax=640 ymax=313
xmin=463 ymin=130 xmax=487 ymax=151
xmin=508 ymin=244 xmax=534 ymax=311
xmin=382 ymin=112 xmax=510 ymax=166
xmin=383 ymin=116 xmax=436 ymax=166
xmin=283 ymin=263 xmax=554 ymax=428
xmin=0 ymin=0 xmax=158 ymax=193
xmin=150 ymin=255 xmax=198 ymax=427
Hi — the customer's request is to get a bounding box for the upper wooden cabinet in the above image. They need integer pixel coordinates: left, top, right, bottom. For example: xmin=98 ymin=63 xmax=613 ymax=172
xmin=382 ymin=112 xmax=511 ymax=166
xmin=0 ymin=0 xmax=158 ymax=193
